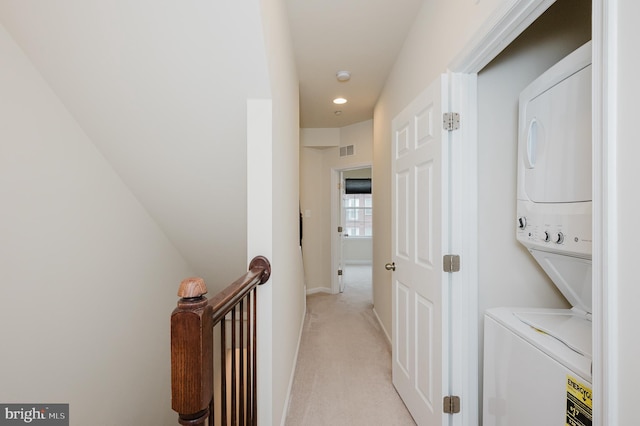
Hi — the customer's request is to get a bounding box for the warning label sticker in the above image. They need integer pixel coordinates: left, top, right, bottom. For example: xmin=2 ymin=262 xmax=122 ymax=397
xmin=566 ymin=375 xmax=592 ymax=426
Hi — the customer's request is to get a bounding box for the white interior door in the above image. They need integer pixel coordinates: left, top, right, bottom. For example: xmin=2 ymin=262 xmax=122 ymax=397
xmin=391 ymin=75 xmax=450 ymax=425
xmin=338 ymin=172 xmax=346 ymax=292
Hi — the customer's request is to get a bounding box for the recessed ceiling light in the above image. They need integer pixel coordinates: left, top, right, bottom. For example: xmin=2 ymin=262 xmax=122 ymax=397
xmin=333 ymin=97 xmax=347 ymax=105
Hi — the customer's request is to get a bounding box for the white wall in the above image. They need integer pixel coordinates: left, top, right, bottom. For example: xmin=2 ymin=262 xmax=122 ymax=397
xmin=301 ymin=128 xmax=340 ymax=147
xmin=0 ymin=1 xmax=305 ymax=424
xmin=0 ymin=24 xmax=194 ymax=425
xmin=300 ymin=120 xmax=373 ymax=292
xmin=300 ymin=147 xmax=328 ymax=290
xmin=0 ymin=0 xmax=272 ymax=291
xmin=259 ymin=0 xmax=307 ymax=424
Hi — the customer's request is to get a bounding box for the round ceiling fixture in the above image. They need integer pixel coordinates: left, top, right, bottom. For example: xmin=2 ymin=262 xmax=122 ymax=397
xmin=336 ymin=71 xmax=351 ymax=82
xmin=333 ymin=97 xmax=348 ymax=105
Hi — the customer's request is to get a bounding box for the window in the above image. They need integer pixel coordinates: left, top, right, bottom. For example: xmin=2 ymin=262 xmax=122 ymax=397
xmin=344 ymin=193 xmax=372 ymax=236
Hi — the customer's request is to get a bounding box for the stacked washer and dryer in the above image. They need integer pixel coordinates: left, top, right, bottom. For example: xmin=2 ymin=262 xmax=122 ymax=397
xmin=483 ymin=41 xmax=593 ymax=426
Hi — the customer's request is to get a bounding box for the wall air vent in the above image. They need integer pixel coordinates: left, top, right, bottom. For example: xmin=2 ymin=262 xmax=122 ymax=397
xmin=339 ymin=145 xmax=355 ymax=157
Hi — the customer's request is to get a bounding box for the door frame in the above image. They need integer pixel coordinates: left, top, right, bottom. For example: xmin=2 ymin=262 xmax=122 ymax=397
xmin=446 ymin=72 xmax=479 ymax=426
xmin=331 ymin=162 xmax=373 ymax=294
xmin=449 ymin=0 xmax=612 ymax=424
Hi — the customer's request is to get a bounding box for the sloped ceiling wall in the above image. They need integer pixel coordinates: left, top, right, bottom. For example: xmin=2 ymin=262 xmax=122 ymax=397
xmin=0 ymin=0 xmax=272 ymax=288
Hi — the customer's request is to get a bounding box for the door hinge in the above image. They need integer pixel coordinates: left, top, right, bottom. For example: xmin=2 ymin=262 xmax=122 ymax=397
xmin=443 ymin=112 xmax=460 ymax=131
xmin=443 ymin=395 xmax=461 ymax=414
xmin=443 ymin=254 xmax=460 ymax=272
xmin=338 ymin=226 xmax=343 ymax=233
xmin=337 ymin=269 xmax=343 ymax=276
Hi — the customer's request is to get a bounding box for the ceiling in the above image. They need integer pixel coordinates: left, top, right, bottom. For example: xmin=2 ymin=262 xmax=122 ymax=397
xmin=285 ymin=0 xmax=424 ymax=128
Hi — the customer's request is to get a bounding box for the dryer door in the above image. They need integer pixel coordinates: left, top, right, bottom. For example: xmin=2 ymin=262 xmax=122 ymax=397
xmin=522 ymin=64 xmax=591 ymax=203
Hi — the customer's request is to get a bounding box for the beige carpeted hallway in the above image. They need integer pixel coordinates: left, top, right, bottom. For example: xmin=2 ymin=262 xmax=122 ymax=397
xmin=285 ymin=265 xmax=416 ymax=425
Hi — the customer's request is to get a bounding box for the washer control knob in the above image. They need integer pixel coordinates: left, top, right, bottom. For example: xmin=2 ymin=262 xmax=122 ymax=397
xmin=554 ymin=232 xmax=565 ymax=244
xmin=543 ymin=231 xmax=550 ymax=242
xmin=517 ymin=216 xmax=527 ymax=229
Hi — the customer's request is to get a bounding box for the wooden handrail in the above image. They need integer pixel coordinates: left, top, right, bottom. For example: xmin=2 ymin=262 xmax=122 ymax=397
xmin=171 ymin=256 xmax=271 ymax=425
xmin=207 ymin=256 xmax=271 ymax=324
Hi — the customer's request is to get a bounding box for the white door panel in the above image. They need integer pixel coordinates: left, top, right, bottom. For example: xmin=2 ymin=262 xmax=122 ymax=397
xmin=392 ymin=75 xmax=449 ymax=426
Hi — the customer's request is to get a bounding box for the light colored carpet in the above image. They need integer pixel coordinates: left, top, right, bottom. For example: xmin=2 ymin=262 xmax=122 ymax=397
xmin=285 ymin=265 xmax=416 ymax=426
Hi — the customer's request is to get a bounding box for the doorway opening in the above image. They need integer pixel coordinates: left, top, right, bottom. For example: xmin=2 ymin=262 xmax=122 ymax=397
xmin=332 ymin=166 xmax=372 ymax=299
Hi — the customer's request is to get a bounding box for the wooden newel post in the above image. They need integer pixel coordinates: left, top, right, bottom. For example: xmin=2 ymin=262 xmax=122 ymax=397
xmin=171 ymin=278 xmax=214 ymax=426
xmin=170 ymin=257 xmax=271 ymax=425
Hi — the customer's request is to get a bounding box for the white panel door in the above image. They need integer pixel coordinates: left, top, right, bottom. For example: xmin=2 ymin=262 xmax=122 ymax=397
xmin=391 ymin=75 xmax=449 ymax=426
xmin=338 ymin=172 xmax=346 ymax=292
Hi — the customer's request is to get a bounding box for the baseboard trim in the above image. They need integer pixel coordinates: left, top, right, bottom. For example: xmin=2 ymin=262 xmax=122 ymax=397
xmin=306 ymin=287 xmax=332 ymax=295
xmin=372 ymin=307 xmax=391 ymax=346
xmin=280 ymin=302 xmax=307 ymax=426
